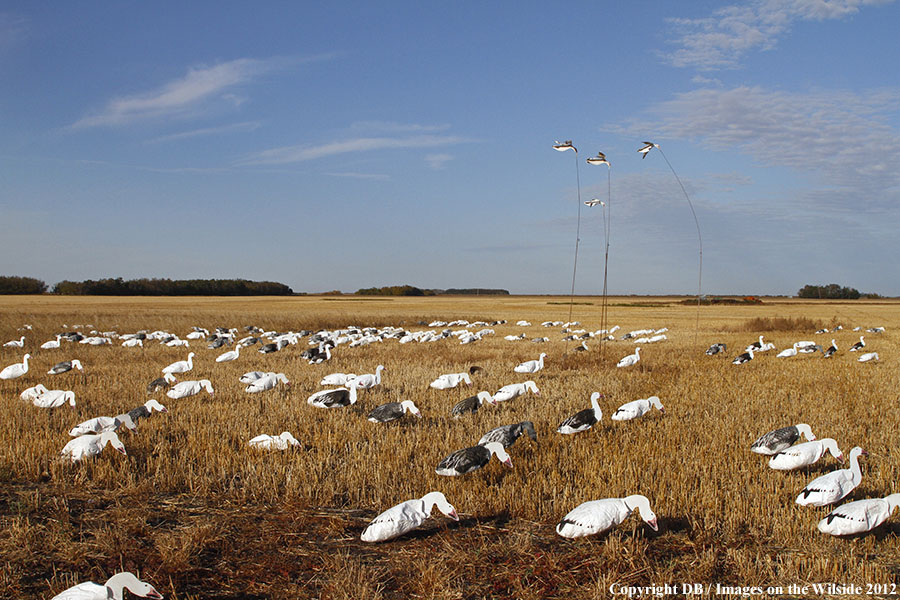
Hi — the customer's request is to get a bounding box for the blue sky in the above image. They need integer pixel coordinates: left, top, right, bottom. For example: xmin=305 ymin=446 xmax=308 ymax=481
xmin=2 ymin=1 xmax=898 ymax=295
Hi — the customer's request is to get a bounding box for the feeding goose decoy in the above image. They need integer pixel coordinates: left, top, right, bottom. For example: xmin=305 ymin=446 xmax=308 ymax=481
xmin=49 ymin=571 xmax=162 ymax=600
xmin=705 ymin=343 xmax=726 ymax=355
xmin=59 ymin=431 xmax=127 ymax=462
xmin=361 ymin=491 xmax=459 ymax=542
xmin=429 ymin=372 xmax=472 ymax=390
xmin=857 ymin=352 xmax=879 ymax=363
xmin=797 ymin=447 xmax=867 ymax=507
xmin=166 ymin=379 xmax=214 ymax=400
xmin=768 ymin=438 xmax=843 ymax=471
xmin=69 ymin=413 xmax=137 ymax=436
xmin=556 ymin=495 xmax=658 ymax=538
xmin=147 ymin=372 xmax=176 ymax=394
xmin=20 ymin=383 xmax=49 ymax=401
xmin=611 ymin=396 xmax=665 ymax=421
xmin=245 ymin=372 xmax=290 ymax=393
xmin=307 ymin=382 xmax=359 ymax=408
xmin=451 ymin=391 xmax=495 ymax=417
xmin=239 ymin=371 xmax=267 ymax=384
xmin=491 ymin=380 xmax=540 ymax=403
xmin=750 ymin=424 xmax=816 ymax=455
xmin=435 ymin=442 xmax=512 ymax=476
xmin=817 ymin=493 xmax=900 ymax=536
xmin=48 ymin=359 xmax=84 ymax=375
xmin=127 ymin=399 xmax=168 ymax=422
xmin=367 ymin=400 xmax=422 ymax=423
xmin=319 ymin=372 xmax=358 ymax=386
xmin=0 ymin=353 xmax=30 ymax=380
xmin=32 ymin=389 xmax=76 ymax=408
xmin=249 ymin=431 xmax=300 ymax=450
xmin=478 ymin=421 xmax=537 ymax=448
xmin=557 ymin=392 xmax=603 ymax=434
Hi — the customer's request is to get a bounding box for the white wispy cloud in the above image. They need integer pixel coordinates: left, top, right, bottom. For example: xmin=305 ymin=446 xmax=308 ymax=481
xmin=667 ymin=0 xmax=893 ymax=70
xmin=69 ymin=57 xmax=293 ymax=129
xmin=349 ymin=121 xmax=451 ymax=134
xmin=425 ymin=153 xmax=453 ymax=169
xmin=236 ymin=134 xmax=471 ymax=166
xmin=324 ymin=171 xmax=391 ymax=181
xmin=147 ymin=121 xmax=262 ymax=144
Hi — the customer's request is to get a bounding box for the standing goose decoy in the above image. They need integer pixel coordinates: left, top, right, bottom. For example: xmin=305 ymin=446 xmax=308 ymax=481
xmin=20 ymin=383 xmax=49 ymax=402
xmin=307 ymin=382 xmax=359 ymax=408
xmin=705 ymin=343 xmax=727 ymax=355
xmin=556 ymin=495 xmax=658 ymax=538
xmin=849 ymin=336 xmax=865 ymax=352
xmin=514 ymin=353 xmax=547 ymax=374
xmin=33 ymin=390 xmax=76 ymax=408
xmin=361 ymin=491 xmax=459 ymax=542
xmin=768 ymin=438 xmax=843 ymax=471
xmin=0 ymin=353 xmax=30 ymax=380
xmin=215 ymin=344 xmax=241 ymax=363
xmin=128 ymin=399 xmax=168 ymax=423
xmin=616 ymin=347 xmax=641 ymax=368
xmin=162 ymin=352 xmax=195 ymax=376
xmin=776 ymin=343 xmax=800 ymax=358
xmin=349 ymin=365 xmax=385 ymax=389
xmin=48 ymin=359 xmax=84 ymax=375
xmin=491 ymin=380 xmax=540 ymax=403
xmin=451 ymin=391 xmax=495 ymax=417
xmin=572 ymin=341 xmax=589 ymax=352
xmin=611 ymin=396 xmax=665 ymax=421
xmin=59 ymin=431 xmax=127 ymax=463
xmin=249 ymin=431 xmax=300 ymax=450
xmin=478 ymin=421 xmax=538 ymax=448
xmin=69 ymin=413 xmax=137 ymax=436
xmin=244 ymin=372 xmax=290 ymax=393
xmin=3 ymin=336 xmax=25 ymax=348
xmin=732 ymin=347 xmax=754 ymax=365
xmin=367 ymin=400 xmax=422 ymax=423
xmin=429 ymin=372 xmax=472 ymax=390
xmin=817 ymin=493 xmax=900 ymax=536
xmin=319 ymin=372 xmax=358 ymax=386
xmin=823 ymin=339 xmax=837 ymax=358
xmin=857 ymin=352 xmax=879 ymax=363
xmin=747 ymin=335 xmax=765 ymax=351
xmin=436 ymin=441 xmax=512 ymax=476
xmin=750 ymin=423 xmax=816 ymax=455
xmin=166 ymin=379 xmax=214 ymax=400
xmin=40 ymin=335 xmax=62 ymax=350
xmin=49 ymin=570 xmax=162 ymax=600
xmin=557 ymin=392 xmax=604 ymax=434
xmin=797 ymin=447 xmax=867 ymax=507
xmin=146 ymin=372 xmax=176 ymax=394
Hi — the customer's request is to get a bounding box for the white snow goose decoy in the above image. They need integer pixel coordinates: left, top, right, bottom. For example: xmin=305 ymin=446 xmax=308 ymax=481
xmin=478 ymin=421 xmax=538 ymax=448
xmin=817 ymin=493 xmax=900 ymax=536
xmin=245 ymin=372 xmax=290 ymax=393
xmin=732 ymin=347 xmax=754 ymax=365
xmin=823 ymin=339 xmax=837 ymax=358
xmin=611 ymin=396 xmax=665 ymax=421
xmin=750 ymin=423 xmax=815 ymax=455
xmin=162 ymin=352 xmax=194 ymax=376
xmin=367 ymin=399 xmax=422 ymax=423
xmin=307 ymin=382 xmax=359 ymax=408
xmin=557 ymin=392 xmax=603 ymax=434
xmin=349 ymin=365 xmax=385 ymax=389
xmin=3 ymin=336 xmax=24 ymax=348
xmin=361 ymin=491 xmax=459 ymax=542
xmin=451 ymin=391 xmax=495 ymax=417
xmin=796 ymin=446 xmax=866 ymax=507
xmin=705 ymin=343 xmax=726 ymax=355
xmin=776 ymin=343 xmax=799 ymax=358
xmin=20 ymin=383 xmax=49 ymax=402
xmin=146 ymin=373 xmax=176 ymax=394
xmin=239 ymin=371 xmax=267 ymax=384
xmin=319 ymin=372 xmax=357 ymax=386
xmin=514 ymin=353 xmax=547 ymax=374
xmin=491 ymin=380 xmax=540 ymax=403
xmin=616 ymin=347 xmax=640 ymax=368
xmin=249 ymin=431 xmax=300 ymax=450
xmin=556 ymin=495 xmax=658 ymax=538
xmin=128 ymin=399 xmax=168 ymax=422
xmin=857 ymin=352 xmax=879 ymax=363
xmin=50 ymin=571 xmax=162 ymax=600
xmin=436 ymin=441 xmax=512 ymax=476
xmin=69 ymin=413 xmax=137 ymax=436
xmin=429 ymin=372 xmax=472 ymax=390
xmin=40 ymin=335 xmax=62 ymax=350
xmin=33 ymin=389 xmax=76 ymax=408
xmin=0 ymin=353 xmax=30 ymax=380
xmin=215 ymin=344 xmax=240 ymax=363
xmin=768 ymin=438 xmax=843 ymax=471
xmin=48 ymin=359 xmax=84 ymax=375
xmin=59 ymin=431 xmax=127 ymax=462
xmin=166 ymin=379 xmax=214 ymax=400
xmin=849 ymin=336 xmax=865 ymax=351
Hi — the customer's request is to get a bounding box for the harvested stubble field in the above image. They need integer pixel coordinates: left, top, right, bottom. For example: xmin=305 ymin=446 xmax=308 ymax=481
xmin=1 ymin=295 xmax=899 ymax=599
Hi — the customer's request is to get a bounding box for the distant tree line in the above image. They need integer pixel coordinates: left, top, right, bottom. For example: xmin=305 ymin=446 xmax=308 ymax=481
xmin=0 ymin=276 xmax=48 ymax=294
xmin=354 ymin=285 xmax=510 ymax=296
xmin=52 ymin=278 xmax=294 ymax=296
xmin=797 ymin=283 xmax=865 ymax=299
